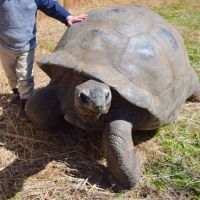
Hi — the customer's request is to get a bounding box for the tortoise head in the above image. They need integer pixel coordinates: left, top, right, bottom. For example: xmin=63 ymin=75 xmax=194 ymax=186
xmin=75 ymin=80 xmax=112 ymax=121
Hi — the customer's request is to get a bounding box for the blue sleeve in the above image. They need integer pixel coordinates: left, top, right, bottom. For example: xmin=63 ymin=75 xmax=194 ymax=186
xmin=37 ymin=0 xmax=71 ymax=25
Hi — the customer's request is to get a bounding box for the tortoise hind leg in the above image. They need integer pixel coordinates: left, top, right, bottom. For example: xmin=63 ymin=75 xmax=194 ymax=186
xmin=26 ymin=85 xmax=64 ymax=130
xmin=187 ymin=69 xmax=200 ymax=102
xmin=102 ymin=120 xmax=140 ymax=189
xmin=187 ymin=82 xmax=200 ymax=102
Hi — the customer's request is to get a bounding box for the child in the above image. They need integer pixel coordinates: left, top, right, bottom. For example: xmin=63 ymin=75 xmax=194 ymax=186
xmin=0 ymin=0 xmax=87 ymax=122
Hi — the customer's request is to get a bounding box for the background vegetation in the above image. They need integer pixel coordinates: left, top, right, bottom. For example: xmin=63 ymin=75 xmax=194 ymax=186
xmin=0 ymin=0 xmax=199 ymax=199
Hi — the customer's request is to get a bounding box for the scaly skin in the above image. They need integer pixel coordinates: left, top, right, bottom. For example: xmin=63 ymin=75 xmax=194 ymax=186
xmin=102 ymin=120 xmax=140 ymax=188
xmin=28 ymin=77 xmax=199 ymax=189
xmin=26 ymin=84 xmax=64 ymax=130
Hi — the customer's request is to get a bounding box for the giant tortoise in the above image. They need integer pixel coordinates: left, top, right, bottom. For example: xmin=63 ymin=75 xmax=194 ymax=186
xmin=26 ymin=5 xmax=200 ymax=189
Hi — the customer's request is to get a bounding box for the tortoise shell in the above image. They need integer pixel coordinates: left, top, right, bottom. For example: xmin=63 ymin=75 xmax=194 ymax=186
xmin=39 ymin=5 xmax=198 ymax=125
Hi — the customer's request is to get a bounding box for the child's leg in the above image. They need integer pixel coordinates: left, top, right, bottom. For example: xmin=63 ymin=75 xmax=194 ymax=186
xmin=16 ymin=49 xmax=35 ymax=100
xmin=16 ymin=49 xmax=35 ymax=122
xmin=0 ymin=47 xmax=18 ymax=90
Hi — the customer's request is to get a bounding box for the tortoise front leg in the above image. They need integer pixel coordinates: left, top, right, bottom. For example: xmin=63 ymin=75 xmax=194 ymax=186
xmin=102 ymin=120 xmax=140 ymax=189
xmin=26 ymin=85 xmax=64 ymax=130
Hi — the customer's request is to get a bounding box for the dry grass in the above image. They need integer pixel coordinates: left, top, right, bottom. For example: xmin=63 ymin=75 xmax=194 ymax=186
xmin=0 ymin=0 xmax=199 ymax=199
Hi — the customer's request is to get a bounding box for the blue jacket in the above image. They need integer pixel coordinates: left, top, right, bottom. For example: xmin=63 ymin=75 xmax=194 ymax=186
xmin=0 ymin=0 xmax=71 ymax=52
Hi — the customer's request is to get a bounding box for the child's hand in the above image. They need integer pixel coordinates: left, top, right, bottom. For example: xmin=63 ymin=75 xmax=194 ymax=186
xmin=66 ymin=14 xmax=88 ymax=27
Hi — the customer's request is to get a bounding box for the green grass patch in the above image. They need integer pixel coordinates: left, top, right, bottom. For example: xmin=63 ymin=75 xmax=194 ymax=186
xmin=145 ymin=121 xmax=200 ymax=199
xmin=143 ymin=116 xmax=200 ymax=196
xmin=143 ymin=1 xmax=200 ymax=199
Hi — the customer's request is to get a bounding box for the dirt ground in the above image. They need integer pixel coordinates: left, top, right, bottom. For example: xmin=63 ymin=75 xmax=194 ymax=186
xmin=0 ymin=0 xmax=198 ymax=200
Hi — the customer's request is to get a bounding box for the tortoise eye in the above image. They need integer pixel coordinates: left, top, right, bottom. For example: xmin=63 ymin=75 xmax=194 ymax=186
xmin=80 ymin=93 xmax=89 ymax=103
xmin=105 ymin=92 xmax=110 ymax=100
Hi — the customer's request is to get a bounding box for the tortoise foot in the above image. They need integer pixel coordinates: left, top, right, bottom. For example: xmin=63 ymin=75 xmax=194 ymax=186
xmin=102 ymin=120 xmax=141 ymax=189
xmin=187 ymin=95 xmax=200 ymax=103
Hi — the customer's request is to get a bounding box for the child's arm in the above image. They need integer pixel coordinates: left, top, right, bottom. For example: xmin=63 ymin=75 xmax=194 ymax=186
xmin=37 ymin=0 xmax=87 ymax=26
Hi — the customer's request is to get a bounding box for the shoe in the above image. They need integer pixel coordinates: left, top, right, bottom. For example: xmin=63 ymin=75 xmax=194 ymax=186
xmin=18 ymin=99 xmax=30 ymax=123
xmin=10 ymin=88 xmax=20 ymax=104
